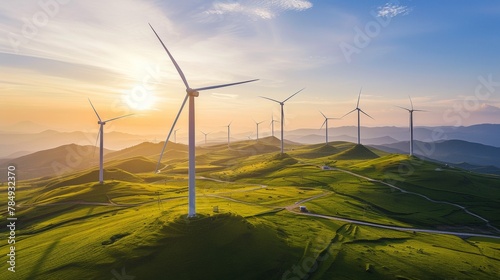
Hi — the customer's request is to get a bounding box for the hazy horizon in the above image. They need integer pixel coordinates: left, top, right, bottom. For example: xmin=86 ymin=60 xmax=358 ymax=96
xmin=1 ymin=1 xmax=499 ymax=135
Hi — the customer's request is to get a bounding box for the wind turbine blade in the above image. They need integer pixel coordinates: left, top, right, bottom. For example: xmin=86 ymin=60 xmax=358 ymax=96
xmin=319 ymin=111 xmax=327 ymax=119
xmin=356 ymin=87 xmax=362 ymax=108
xmin=396 ymin=105 xmax=411 ymax=112
xmin=155 ymin=93 xmax=189 ymax=172
xmin=92 ymin=128 xmax=100 ymax=160
xmin=149 ymin=23 xmax=190 ymax=89
xmin=360 ymin=109 xmax=374 ymax=120
xmin=341 ymin=108 xmax=357 ymax=118
xmin=409 ymin=96 xmax=414 ymax=111
xmin=320 ymin=119 xmax=326 ymax=129
xmin=283 ymin=88 xmax=305 ymax=103
xmin=194 ymin=79 xmax=258 ymax=92
xmin=413 ymin=109 xmax=427 ymax=112
xmin=260 ymin=96 xmax=281 ymax=103
xmin=88 ymin=98 xmax=102 ymax=122
xmin=104 ymin=113 xmax=134 ymax=123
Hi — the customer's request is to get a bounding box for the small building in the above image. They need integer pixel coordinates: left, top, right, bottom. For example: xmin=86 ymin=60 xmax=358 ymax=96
xmin=299 ymin=206 xmax=308 ymax=213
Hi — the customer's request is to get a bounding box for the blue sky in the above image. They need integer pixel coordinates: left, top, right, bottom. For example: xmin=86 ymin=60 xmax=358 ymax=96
xmin=1 ymin=0 xmax=499 ymax=135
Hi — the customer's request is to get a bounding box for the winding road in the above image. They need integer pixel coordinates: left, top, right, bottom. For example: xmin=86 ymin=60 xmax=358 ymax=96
xmin=328 ymin=167 xmax=500 ymax=233
xmin=20 ymin=170 xmax=500 ymax=240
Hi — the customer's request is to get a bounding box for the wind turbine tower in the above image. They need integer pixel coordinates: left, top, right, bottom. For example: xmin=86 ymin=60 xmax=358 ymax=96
xmin=320 ymin=111 xmax=339 ymax=145
xmin=226 ymin=122 xmax=232 ymax=146
xmin=342 ymin=88 xmax=373 ymax=145
xmin=254 ymin=119 xmax=264 ymax=140
xmin=397 ymin=96 xmax=425 ymax=156
xmin=150 ymin=24 xmax=257 ymax=217
xmin=270 ymin=115 xmax=278 ymax=138
xmin=88 ymin=99 xmax=132 ymax=184
xmin=260 ymin=89 xmax=304 ymax=154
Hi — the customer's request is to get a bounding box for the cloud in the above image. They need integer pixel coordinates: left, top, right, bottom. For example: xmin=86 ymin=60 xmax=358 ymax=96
xmin=475 ymin=104 xmax=500 ymax=113
xmin=205 ymin=0 xmax=313 ymax=20
xmin=211 ymin=92 xmax=239 ymax=99
xmin=377 ymin=3 xmax=411 ymax=18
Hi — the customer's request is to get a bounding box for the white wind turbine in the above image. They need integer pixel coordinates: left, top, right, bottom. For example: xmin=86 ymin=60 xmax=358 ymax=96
xmin=173 ymin=128 xmax=180 ymax=143
xmin=319 ymin=111 xmax=339 ymax=145
xmin=150 ymin=24 xmax=258 ymax=217
xmin=270 ymin=115 xmax=278 ymax=138
xmin=253 ymin=119 xmax=264 ymax=140
xmin=88 ymin=99 xmax=132 ymax=184
xmin=397 ymin=96 xmax=425 ymax=156
xmin=225 ymin=121 xmax=232 ymax=146
xmin=260 ymin=89 xmax=304 ymax=154
xmin=200 ymin=130 xmax=211 ymax=145
xmin=342 ymin=88 xmax=373 ymax=145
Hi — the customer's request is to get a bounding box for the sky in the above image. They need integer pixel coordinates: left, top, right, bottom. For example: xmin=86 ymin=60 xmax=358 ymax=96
xmin=1 ymin=0 xmax=500 ymax=138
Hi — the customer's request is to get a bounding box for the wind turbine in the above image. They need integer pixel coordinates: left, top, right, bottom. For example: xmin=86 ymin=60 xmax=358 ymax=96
xmin=270 ymin=115 xmax=278 ymax=138
xmin=319 ymin=111 xmax=339 ymax=145
xmin=200 ymin=130 xmax=210 ymax=145
xmin=253 ymin=119 xmax=264 ymax=140
xmin=149 ymin=24 xmax=258 ymax=218
xmin=173 ymin=128 xmax=180 ymax=143
xmin=225 ymin=122 xmax=232 ymax=146
xmin=342 ymin=88 xmax=373 ymax=145
xmin=260 ymin=88 xmax=304 ymax=154
xmin=397 ymin=96 xmax=425 ymax=156
xmin=88 ymin=99 xmax=132 ymax=184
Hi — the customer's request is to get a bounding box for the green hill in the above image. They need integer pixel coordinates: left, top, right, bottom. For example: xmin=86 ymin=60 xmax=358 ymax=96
xmin=44 ymin=168 xmax=144 ymax=189
xmin=291 ymin=144 xmax=340 ymax=158
xmin=332 ymin=144 xmax=380 ymax=160
xmin=2 ymin=139 xmax=500 ymax=280
xmin=212 ymin=152 xmax=298 ymax=180
xmin=108 ymin=156 xmax=163 ymax=174
xmin=127 ymin=213 xmax=301 ymax=279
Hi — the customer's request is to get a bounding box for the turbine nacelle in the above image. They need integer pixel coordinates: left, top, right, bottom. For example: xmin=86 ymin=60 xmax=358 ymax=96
xmin=187 ymin=88 xmax=200 ymax=97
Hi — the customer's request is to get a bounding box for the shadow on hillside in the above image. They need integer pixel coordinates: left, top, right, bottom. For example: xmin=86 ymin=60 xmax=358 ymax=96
xmin=27 ymin=239 xmax=61 ymax=279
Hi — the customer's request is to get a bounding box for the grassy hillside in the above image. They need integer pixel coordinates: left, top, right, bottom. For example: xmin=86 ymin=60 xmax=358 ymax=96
xmin=1 ymin=140 xmax=499 ymax=279
xmin=332 ymin=144 xmax=381 ymax=160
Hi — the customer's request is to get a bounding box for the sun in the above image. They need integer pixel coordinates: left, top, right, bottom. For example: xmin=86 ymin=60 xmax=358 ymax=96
xmin=122 ymin=84 xmax=157 ymax=110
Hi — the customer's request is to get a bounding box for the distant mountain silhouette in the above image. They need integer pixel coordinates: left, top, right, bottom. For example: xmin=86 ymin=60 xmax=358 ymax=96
xmin=0 ymin=144 xmax=110 ymax=181
xmin=374 ymin=139 xmax=500 ymax=169
xmin=1 ymin=124 xmax=499 ymax=158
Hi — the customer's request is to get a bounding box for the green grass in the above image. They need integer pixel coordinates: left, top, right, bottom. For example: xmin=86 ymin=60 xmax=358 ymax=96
xmin=1 ymin=140 xmax=500 ymax=279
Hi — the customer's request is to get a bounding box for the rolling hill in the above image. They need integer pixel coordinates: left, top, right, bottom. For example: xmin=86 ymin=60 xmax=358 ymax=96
xmin=1 ymin=139 xmax=499 ymax=279
xmin=0 ymin=144 xmax=110 ymax=181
